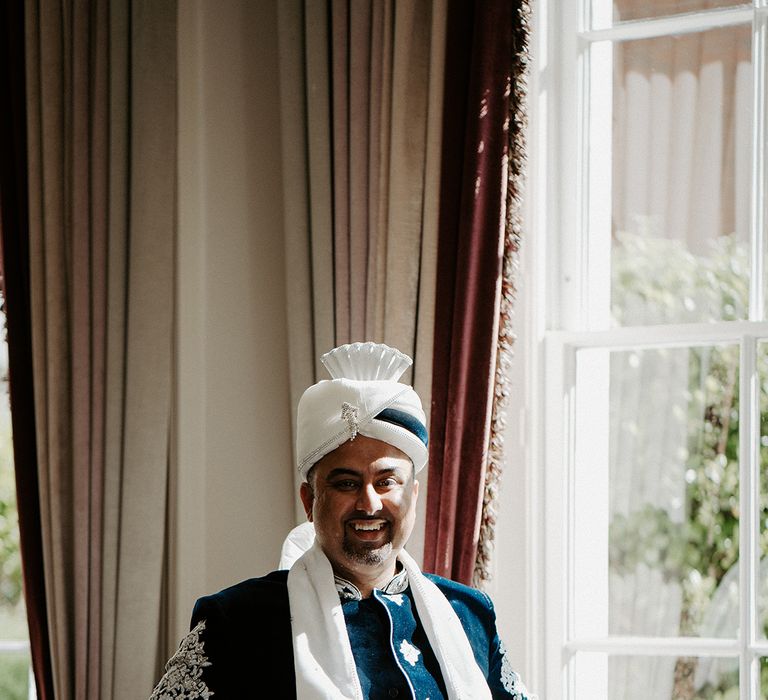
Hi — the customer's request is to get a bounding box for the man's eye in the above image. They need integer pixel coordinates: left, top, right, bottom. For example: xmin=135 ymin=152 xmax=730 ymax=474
xmin=332 ymin=480 xmax=358 ymax=490
xmin=377 ymin=478 xmax=398 ymax=488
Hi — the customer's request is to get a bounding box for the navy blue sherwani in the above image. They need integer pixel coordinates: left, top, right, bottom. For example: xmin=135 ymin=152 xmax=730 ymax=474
xmin=149 ymin=569 xmax=530 ymax=700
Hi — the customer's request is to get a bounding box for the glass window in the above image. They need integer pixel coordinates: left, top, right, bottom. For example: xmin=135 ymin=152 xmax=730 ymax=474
xmin=573 ymin=652 xmax=739 ymax=699
xmin=760 ymin=340 xmax=768 ymax=642
xmin=0 ymin=295 xmax=33 ymax=699
xmin=591 ymin=0 xmax=748 ymax=26
xmin=610 ymin=26 xmax=752 ymax=327
xmin=540 ymin=2 xmax=768 ymax=698
xmin=573 ymin=345 xmax=741 ymax=639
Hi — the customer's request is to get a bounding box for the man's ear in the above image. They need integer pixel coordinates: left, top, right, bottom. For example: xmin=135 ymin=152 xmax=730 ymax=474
xmin=299 ymin=481 xmax=314 ymax=521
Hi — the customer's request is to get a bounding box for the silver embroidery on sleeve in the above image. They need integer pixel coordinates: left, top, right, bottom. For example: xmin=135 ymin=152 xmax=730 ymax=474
xmin=499 ymin=640 xmax=529 ymax=699
xmin=149 ymin=620 xmax=214 ymax=699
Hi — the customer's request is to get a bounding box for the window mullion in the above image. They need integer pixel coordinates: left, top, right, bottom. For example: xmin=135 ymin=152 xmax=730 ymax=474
xmin=739 ymin=337 xmax=760 ymax=699
xmin=565 ymin=345 xmax=578 ymax=646
xmin=554 ymin=2 xmax=583 ymax=332
xmin=576 ymin=35 xmax=591 ymax=331
xmin=581 ymin=6 xmax=753 ymax=41
xmin=749 ymin=10 xmax=766 ymax=321
xmin=542 ymin=337 xmax=574 ymax=700
xmin=565 ymin=635 xmax=740 ymax=655
xmin=585 ymin=39 xmax=612 ymax=331
xmin=549 ymin=321 xmax=768 ymax=350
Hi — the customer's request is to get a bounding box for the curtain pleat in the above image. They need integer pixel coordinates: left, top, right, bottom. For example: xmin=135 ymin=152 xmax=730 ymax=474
xmin=330 ymin=0 xmax=434 ymax=361
xmin=86 ymin=3 xmax=109 ymax=696
xmin=412 ymin=0 xmax=446 ymax=424
xmin=22 ymin=0 xmax=177 ymax=697
xmin=111 ymin=3 xmax=176 ymax=695
xmin=0 ymin=2 xmax=56 ymax=697
xmin=382 ymin=0 xmax=432 ymax=370
xmin=279 ymin=0 xmax=336 ymax=511
xmin=25 ymin=2 xmax=81 ymax=695
xmin=331 ymin=0 xmax=351 ymax=343
xmin=304 ymin=0 xmax=336 ymax=380
xmin=348 ymin=1 xmax=371 ymax=337
xmin=424 ymin=0 xmax=529 ymax=586
xmin=277 ymin=0 xmax=317 ymax=520
xmin=279 ymin=0 xmax=444 ymax=516
xmin=365 ymin=0 xmax=389 ymax=343
xmin=100 ymin=1 xmax=129 ymax=693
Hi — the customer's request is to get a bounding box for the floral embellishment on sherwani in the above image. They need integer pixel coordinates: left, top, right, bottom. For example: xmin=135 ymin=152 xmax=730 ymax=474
xmin=334 ymin=567 xmax=409 ymax=601
xmin=334 ymin=575 xmax=362 ymax=601
xmin=399 ymin=639 xmax=421 ymax=666
xmin=149 ymin=620 xmax=213 ymax=699
xmin=499 ymin=640 xmax=529 ymax=699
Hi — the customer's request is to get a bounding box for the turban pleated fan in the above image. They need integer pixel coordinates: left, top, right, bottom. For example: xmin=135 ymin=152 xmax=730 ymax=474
xmin=296 ymin=342 xmax=428 ymax=480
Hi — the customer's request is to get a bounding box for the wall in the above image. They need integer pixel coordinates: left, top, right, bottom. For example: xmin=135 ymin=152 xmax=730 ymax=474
xmin=173 ymin=0 xmax=295 ymax=644
xmin=484 ymin=253 xmax=535 ymax=684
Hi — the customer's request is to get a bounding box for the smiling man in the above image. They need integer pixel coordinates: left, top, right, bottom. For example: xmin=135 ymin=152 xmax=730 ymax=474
xmin=150 ymin=342 xmax=531 ymax=700
xmin=301 ymin=436 xmax=418 ymax=589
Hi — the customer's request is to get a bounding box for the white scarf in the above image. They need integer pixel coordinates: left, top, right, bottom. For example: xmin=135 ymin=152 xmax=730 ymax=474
xmin=287 ymin=542 xmax=492 ymax=700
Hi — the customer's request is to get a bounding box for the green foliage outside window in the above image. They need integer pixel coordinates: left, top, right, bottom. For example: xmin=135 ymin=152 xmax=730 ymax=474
xmin=1 ymin=298 xmax=23 ymax=612
xmin=0 ymin=653 xmax=30 ymax=699
xmin=0 ymin=428 xmax=23 ymax=611
xmin=1 ymin=298 xmax=30 ymax=700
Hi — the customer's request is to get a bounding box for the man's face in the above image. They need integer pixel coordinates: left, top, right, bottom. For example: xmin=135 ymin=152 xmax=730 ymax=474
xmin=300 ymin=435 xmax=418 ymax=586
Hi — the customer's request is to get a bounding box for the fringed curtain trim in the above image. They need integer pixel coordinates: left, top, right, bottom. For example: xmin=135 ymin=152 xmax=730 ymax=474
xmin=473 ymin=0 xmax=532 ymax=588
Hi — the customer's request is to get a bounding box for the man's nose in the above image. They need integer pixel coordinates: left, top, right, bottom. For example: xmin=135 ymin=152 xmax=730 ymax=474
xmin=356 ymin=484 xmax=382 ymax=514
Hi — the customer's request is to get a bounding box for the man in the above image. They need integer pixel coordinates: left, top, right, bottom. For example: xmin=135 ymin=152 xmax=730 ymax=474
xmin=150 ymin=342 xmax=531 ymax=699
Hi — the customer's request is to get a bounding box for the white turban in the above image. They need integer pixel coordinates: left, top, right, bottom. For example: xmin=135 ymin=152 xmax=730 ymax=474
xmin=296 ymin=342 xmax=428 ymax=480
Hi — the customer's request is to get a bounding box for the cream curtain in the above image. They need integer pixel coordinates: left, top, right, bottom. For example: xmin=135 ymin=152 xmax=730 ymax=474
xmin=278 ymin=0 xmax=446 ymax=526
xmin=24 ymin=1 xmax=177 ymax=697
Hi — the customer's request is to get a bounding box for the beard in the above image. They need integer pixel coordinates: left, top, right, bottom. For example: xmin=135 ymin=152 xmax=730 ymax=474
xmin=342 ymin=536 xmax=393 ymax=566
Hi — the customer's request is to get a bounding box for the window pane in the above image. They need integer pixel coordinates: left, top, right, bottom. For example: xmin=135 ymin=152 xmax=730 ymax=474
xmin=762 ymin=657 xmax=768 ymax=700
xmin=610 ymin=26 xmax=752 ymax=327
xmin=1 ymin=296 xmax=32 ymax=700
xmin=0 ymin=650 xmax=31 ymax=700
xmin=590 ymin=0 xmax=748 ymax=26
xmin=574 ymin=345 xmax=741 ymax=638
xmin=760 ymin=341 xmax=768 ymax=641
xmin=573 ymin=652 xmax=739 ymax=699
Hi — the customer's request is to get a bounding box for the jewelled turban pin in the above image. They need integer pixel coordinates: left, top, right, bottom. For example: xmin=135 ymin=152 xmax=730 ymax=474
xmin=341 ymin=402 xmax=360 ymax=439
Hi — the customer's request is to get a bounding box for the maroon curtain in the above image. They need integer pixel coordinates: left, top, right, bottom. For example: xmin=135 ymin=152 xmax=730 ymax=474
xmin=0 ymin=1 xmax=55 ymax=698
xmin=425 ymin=0 xmax=525 ymax=584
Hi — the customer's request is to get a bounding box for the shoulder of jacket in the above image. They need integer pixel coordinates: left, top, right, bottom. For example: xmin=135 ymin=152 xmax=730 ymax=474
xmin=193 ymin=570 xmax=289 ymax=621
xmin=423 ymin=572 xmax=494 ymax=609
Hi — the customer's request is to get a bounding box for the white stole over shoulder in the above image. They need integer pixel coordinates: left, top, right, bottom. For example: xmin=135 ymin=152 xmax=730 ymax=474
xmin=286 ymin=542 xmax=492 ymax=700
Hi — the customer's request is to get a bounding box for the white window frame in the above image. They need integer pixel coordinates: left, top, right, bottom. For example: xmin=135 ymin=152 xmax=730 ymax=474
xmin=527 ymin=1 xmax=768 ymax=698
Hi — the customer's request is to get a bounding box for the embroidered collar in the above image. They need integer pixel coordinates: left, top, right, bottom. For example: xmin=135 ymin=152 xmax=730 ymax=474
xmin=333 ymin=567 xmax=409 ymax=601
